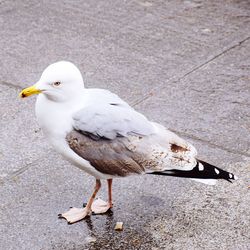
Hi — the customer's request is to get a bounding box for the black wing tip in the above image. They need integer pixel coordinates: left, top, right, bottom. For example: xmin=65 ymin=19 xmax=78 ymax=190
xmin=228 ymin=173 xmax=238 ymax=182
xmin=147 ymin=160 xmax=238 ymax=183
xmin=195 ymin=160 xmax=238 ymax=183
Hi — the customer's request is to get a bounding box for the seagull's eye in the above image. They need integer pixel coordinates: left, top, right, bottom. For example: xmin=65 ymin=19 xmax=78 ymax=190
xmin=53 ymin=81 xmax=61 ymax=87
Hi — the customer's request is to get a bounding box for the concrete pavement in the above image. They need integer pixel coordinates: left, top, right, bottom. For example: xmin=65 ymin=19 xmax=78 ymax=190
xmin=0 ymin=0 xmax=249 ymax=249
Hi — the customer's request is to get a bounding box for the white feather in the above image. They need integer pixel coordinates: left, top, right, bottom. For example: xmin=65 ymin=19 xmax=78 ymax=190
xmin=191 ymin=178 xmax=218 ymax=185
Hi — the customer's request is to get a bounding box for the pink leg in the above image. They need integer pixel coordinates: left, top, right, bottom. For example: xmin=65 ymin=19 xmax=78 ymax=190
xmin=107 ymin=179 xmax=113 ymax=208
xmin=59 ymin=179 xmax=101 ymax=224
xmin=91 ymin=178 xmax=113 ymax=214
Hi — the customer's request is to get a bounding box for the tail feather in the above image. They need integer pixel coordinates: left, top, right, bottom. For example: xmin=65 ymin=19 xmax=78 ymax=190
xmin=147 ymin=160 xmax=237 ymax=185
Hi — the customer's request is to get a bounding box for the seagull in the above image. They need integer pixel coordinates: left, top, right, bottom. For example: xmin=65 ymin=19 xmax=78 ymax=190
xmin=19 ymin=61 xmax=237 ymax=224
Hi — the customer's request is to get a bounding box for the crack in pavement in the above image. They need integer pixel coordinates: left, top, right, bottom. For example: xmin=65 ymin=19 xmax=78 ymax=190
xmin=131 ymin=36 xmax=250 ymax=107
xmin=130 ymin=35 xmax=250 ymax=159
xmin=0 ymin=81 xmax=21 ymax=90
xmin=0 ymin=155 xmax=46 ymax=186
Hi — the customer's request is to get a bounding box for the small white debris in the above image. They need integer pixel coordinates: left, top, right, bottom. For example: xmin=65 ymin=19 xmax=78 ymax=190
xmin=202 ymin=28 xmax=212 ymax=34
xmin=115 ymin=222 xmax=123 ymax=231
xmin=138 ymin=1 xmax=153 ymax=7
xmin=198 ymin=163 xmax=204 ymax=171
xmin=229 ymin=173 xmax=233 ymax=178
xmin=85 ymin=236 xmax=97 ymax=243
xmin=214 ymin=168 xmax=220 ymax=174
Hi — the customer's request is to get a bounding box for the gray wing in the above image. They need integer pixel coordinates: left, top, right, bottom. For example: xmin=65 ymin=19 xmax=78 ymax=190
xmin=73 ymin=103 xmax=155 ymax=140
xmin=69 ymin=102 xmax=157 ymax=176
xmin=68 ymin=92 xmax=197 ymax=177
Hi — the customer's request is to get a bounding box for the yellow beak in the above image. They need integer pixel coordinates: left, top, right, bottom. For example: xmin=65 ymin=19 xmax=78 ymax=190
xmin=19 ymin=85 xmax=41 ymax=98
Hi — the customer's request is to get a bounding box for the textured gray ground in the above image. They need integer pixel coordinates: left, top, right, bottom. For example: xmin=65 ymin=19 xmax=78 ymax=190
xmin=0 ymin=0 xmax=249 ymax=249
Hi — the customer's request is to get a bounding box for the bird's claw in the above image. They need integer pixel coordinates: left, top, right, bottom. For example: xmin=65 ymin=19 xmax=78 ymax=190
xmin=59 ymin=198 xmax=112 ymax=224
xmin=91 ymin=198 xmax=112 ymax=214
xmin=58 ymin=207 xmax=91 ymax=224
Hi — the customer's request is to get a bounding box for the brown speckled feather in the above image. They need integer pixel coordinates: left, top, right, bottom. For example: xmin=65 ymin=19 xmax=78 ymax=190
xmin=66 ymin=126 xmax=197 ymax=177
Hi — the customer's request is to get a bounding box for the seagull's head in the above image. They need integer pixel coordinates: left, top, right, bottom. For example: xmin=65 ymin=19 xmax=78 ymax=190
xmin=19 ymin=61 xmax=84 ymax=102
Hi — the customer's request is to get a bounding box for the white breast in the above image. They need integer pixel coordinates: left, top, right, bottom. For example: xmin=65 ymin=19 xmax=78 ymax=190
xmin=35 ymin=94 xmax=74 ymax=139
xmin=35 ymin=94 xmax=112 ymax=179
